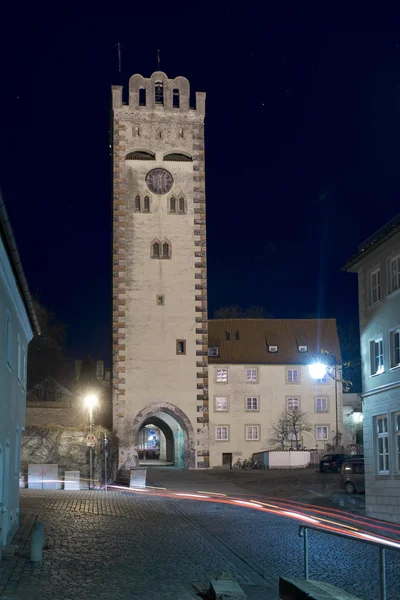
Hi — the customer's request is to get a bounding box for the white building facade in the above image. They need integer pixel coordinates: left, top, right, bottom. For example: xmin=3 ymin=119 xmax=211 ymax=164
xmin=0 ymin=193 xmax=39 ymax=549
xmin=208 ymin=319 xmax=343 ymax=467
xmin=344 ymin=216 xmax=400 ymax=523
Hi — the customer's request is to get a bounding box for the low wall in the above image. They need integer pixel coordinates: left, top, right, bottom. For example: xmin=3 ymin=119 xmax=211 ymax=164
xmin=268 ymin=451 xmax=310 ymax=469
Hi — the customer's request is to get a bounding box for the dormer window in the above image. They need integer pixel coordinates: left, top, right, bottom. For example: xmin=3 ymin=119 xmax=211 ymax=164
xmin=155 ymin=81 xmax=164 ymax=105
xmin=235 ymin=330 xmax=240 ymax=341
xmin=226 ymin=331 xmax=230 ymax=341
xmin=208 ymin=346 xmax=219 ymax=357
xmin=298 ymin=345 xmax=308 ymax=353
xmin=268 ymin=345 xmax=278 ymax=353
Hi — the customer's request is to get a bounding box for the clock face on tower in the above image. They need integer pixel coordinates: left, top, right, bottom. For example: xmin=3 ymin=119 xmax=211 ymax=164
xmin=145 ymin=168 xmax=174 ymax=195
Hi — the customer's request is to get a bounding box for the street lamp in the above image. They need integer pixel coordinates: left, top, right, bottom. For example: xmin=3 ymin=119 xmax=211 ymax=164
xmin=309 ymin=358 xmax=339 ymax=448
xmin=84 ymin=393 xmax=99 ymax=489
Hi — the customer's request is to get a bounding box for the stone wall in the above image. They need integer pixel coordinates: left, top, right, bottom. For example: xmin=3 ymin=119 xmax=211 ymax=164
xmin=21 ymin=425 xmax=118 ymax=488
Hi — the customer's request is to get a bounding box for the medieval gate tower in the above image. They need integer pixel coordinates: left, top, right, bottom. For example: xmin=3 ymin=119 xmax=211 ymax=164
xmin=111 ymin=72 xmax=209 ymax=469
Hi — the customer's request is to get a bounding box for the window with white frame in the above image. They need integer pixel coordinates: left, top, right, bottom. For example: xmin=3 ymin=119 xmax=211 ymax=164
xmin=215 ymin=368 xmax=228 ymax=383
xmin=370 ymin=338 xmax=384 ymax=375
xmin=390 ymin=330 xmax=400 ymax=368
xmin=215 ymin=426 xmax=229 ymax=441
xmin=246 ymin=397 xmax=259 ymax=411
xmin=315 ymin=374 xmax=328 ymax=384
xmin=6 ymin=312 xmax=12 ymax=368
xmin=286 ymin=368 xmax=299 ymax=383
xmin=215 ymin=397 xmax=228 ymax=411
xmin=316 ymin=425 xmax=328 ymax=441
xmin=286 ymin=397 xmax=300 ymax=411
xmin=395 ymin=413 xmax=400 ymax=472
xmin=369 ymin=268 xmax=381 ymax=306
xmin=246 ymin=368 xmax=258 ymax=382
xmin=376 ymin=415 xmax=389 ymax=473
xmin=246 ymin=425 xmax=260 ymax=441
xmin=315 ymin=397 xmax=329 ymax=413
xmin=389 ymin=255 xmax=400 ymax=295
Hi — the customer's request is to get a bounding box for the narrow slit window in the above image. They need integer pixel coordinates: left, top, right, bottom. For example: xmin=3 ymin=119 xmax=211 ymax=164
xmin=170 ymin=197 xmax=176 ymax=212
xmin=157 ymin=295 xmax=165 ymax=306
xmin=173 ymin=88 xmax=180 ymax=108
xmin=155 ymin=82 xmax=164 ymax=105
xmin=139 ymin=88 xmax=146 ymax=106
xmin=178 ymin=197 xmax=185 ymax=213
xmin=152 ymin=243 xmax=160 ymax=258
xmin=162 ymin=242 xmax=170 ymax=258
xmin=176 ymin=339 xmax=186 ymax=354
xmin=144 ymin=196 xmax=150 ymax=212
xmin=134 ymin=195 xmax=141 ymax=211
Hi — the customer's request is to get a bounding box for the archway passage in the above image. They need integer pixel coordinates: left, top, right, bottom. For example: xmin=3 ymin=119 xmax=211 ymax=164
xmin=133 ymin=403 xmax=195 ymax=469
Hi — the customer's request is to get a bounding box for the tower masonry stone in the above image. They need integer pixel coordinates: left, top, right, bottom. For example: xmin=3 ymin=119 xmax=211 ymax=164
xmin=111 ymin=71 xmax=209 ymax=470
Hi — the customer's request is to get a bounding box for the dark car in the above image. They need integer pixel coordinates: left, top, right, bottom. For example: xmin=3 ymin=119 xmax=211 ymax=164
xmin=319 ymin=453 xmax=351 ymax=473
xmin=340 ymin=457 xmax=365 ymax=494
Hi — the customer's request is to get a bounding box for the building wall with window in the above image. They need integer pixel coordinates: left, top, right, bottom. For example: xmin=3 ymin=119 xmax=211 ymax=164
xmin=0 ymin=195 xmax=38 ymax=548
xmin=208 ymin=319 xmax=342 ymax=468
xmin=344 ymin=220 xmax=400 ymax=523
xmin=111 ymin=72 xmax=209 ymax=470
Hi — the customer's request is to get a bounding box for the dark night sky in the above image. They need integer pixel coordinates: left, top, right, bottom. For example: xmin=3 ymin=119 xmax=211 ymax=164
xmin=2 ymin=10 xmax=400 ymax=364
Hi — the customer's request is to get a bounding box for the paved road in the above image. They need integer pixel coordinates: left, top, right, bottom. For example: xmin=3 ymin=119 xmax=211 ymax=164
xmin=0 ymin=470 xmax=396 ymax=600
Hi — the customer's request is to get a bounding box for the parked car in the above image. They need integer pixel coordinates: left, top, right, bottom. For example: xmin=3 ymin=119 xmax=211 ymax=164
xmin=319 ymin=453 xmax=351 ymax=473
xmin=340 ymin=457 xmax=365 ymax=494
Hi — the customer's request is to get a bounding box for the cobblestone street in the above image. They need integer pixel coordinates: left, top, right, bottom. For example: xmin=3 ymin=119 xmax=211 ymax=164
xmin=0 ymin=480 xmax=398 ymax=599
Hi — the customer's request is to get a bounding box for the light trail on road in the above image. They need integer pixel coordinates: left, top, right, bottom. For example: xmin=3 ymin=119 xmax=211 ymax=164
xmin=107 ymin=484 xmax=400 ymax=551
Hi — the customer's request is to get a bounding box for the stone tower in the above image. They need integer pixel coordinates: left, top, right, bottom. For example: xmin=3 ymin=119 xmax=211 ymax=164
xmin=111 ymin=71 xmax=209 ymax=470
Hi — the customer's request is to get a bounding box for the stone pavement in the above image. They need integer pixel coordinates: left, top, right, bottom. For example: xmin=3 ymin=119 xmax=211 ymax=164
xmin=1 ymin=486 xmax=399 ymax=599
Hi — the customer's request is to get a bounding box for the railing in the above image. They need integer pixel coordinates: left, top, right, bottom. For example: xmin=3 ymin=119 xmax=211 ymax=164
xmin=298 ymin=524 xmax=400 ymax=600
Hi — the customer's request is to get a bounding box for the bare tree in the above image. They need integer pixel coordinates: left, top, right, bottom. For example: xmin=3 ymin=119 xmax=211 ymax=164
xmin=265 ymin=409 xmax=312 ymax=450
xmin=265 ymin=412 xmax=288 ymax=450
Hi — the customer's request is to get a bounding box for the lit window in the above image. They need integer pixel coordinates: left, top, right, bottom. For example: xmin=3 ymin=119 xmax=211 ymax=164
xmin=370 ymin=338 xmax=384 ymax=375
xmin=216 ymin=369 xmax=228 ymax=383
xmin=389 ymin=255 xmax=400 ymax=294
xmin=286 ymin=397 xmax=299 ymax=411
xmin=6 ymin=312 xmax=12 ymax=368
xmin=144 ymin=196 xmax=150 ymax=212
xmin=315 ymin=397 xmax=328 ymax=413
xmin=376 ymin=416 xmax=389 ymax=473
xmin=155 ymin=81 xmax=164 ymax=105
xmin=246 ymin=397 xmax=259 ymax=411
xmin=287 ymin=368 xmax=299 ymax=383
xmin=170 ymin=197 xmax=176 ymax=212
xmin=152 ymin=242 xmax=160 ymax=258
xmin=395 ymin=413 xmax=400 ymax=472
xmin=246 ymin=368 xmax=258 ymax=382
xmin=215 ymin=397 xmax=228 ymax=411
xmin=178 ymin=197 xmax=185 ymax=213
xmin=369 ymin=268 xmax=381 ymax=306
xmin=173 ymin=88 xmax=180 ymax=108
xmin=246 ymin=425 xmax=259 ymax=441
xmin=216 ymin=426 xmax=229 ymax=441
xmin=316 ymin=426 xmax=328 ymax=441
xmin=134 ymin=195 xmax=141 ymax=211
xmin=390 ymin=330 xmax=400 ymax=368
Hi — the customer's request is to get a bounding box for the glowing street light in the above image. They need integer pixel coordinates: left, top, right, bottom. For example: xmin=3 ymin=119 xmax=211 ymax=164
xmin=83 ymin=393 xmax=99 ymax=490
xmin=308 ymin=363 xmax=327 ymax=380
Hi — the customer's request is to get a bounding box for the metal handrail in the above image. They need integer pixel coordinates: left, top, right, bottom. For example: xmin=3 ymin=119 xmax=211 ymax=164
xmin=298 ymin=524 xmax=400 ymax=600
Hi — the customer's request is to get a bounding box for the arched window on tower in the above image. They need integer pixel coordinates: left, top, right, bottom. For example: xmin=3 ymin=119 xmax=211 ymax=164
xmin=169 ymin=197 xmax=176 ymax=213
xmin=152 ymin=242 xmax=160 ymax=258
xmin=173 ymin=88 xmax=180 ymax=108
xmin=134 ymin=195 xmax=141 ymax=211
xmin=144 ymin=196 xmax=150 ymax=212
xmin=178 ymin=197 xmax=185 ymax=214
xmin=139 ymin=88 xmax=146 ymax=106
xmin=162 ymin=242 xmax=170 ymax=258
xmin=155 ymin=82 xmax=164 ymax=105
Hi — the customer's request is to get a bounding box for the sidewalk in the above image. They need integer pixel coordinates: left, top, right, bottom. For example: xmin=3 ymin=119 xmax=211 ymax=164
xmin=0 ymin=490 xmax=279 ymax=599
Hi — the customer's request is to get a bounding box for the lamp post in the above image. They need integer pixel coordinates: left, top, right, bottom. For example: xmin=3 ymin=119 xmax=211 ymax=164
xmin=84 ymin=393 xmax=99 ymax=490
xmin=309 ymin=359 xmax=339 ymax=448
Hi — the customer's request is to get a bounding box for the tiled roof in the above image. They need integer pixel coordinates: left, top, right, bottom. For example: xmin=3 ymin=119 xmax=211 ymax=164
xmin=208 ymin=319 xmax=342 ymax=365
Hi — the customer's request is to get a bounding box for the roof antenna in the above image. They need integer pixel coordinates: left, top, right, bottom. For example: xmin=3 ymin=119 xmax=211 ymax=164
xmin=157 ymin=49 xmax=161 ymax=71
xmin=113 ymin=37 xmax=123 ymax=73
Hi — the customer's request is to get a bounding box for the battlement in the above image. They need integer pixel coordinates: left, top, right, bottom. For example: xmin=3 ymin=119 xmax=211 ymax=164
xmin=112 ymin=71 xmax=205 ymax=115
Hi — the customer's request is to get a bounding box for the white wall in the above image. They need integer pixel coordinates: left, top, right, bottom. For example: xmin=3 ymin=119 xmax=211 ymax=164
xmin=0 ymin=236 xmax=33 ymax=546
xmin=268 ymin=451 xmax=310 ymax=468
xmin=209 ymin=363 xmax=342 ymax=468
